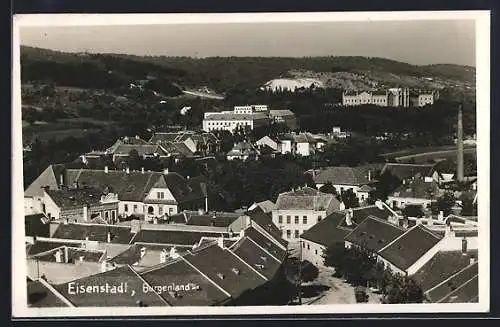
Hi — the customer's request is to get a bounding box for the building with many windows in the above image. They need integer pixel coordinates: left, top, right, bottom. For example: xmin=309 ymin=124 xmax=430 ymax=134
xmin=202 ymin=105 xmax=271 ymax=133
xmin=342 ymin=88 xmax=439 ymax=108
xmin=271 ymin=187 xmax=341 ymax=242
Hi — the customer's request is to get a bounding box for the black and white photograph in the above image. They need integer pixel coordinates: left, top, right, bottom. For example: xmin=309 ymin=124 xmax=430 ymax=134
xmin=12 ymin=11 xmax=490 ymax=317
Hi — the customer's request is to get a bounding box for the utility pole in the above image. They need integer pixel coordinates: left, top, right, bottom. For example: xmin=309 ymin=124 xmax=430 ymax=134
xmin=456 ymin=103 xmax=464 ymax=182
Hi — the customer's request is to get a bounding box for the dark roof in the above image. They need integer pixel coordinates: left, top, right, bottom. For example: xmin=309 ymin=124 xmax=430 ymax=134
xmin=438 ymin=275 xmax=478 ymax=303
xmin=186 ymin=212 xmax=240 ymax=227
xmin=425 ymin=261 xmax=478 ymax=303
xmin=131 ymin=229 xmax=230 ymax=246
xmin=390 ymin=179 xmax=441 ymax=200
xmin=54 ymin=265 xmax=169 ymax=307
xmin=51 ymin=223 xmax=135 ymax=244
xmin=140 ymin=258 xmax=230 ymax=306
xmin=107 ymin=136 xmax=150 ymax=152
xmin=150 ymin=132 xmax=181 ymax=144
xmin=45 ymin=187 xmax=105 ymax=209
xmin=65 ymin=169 xmax=163 ymax=202
xmin=313 ymin=166 xmax=371 ymax=186
xmin=27 ymin=240 xmax=83 ymax=256
xmin=230 ymin=237 xmax=281 ymax=280
xmin=380 ymin=163 xmax=436 ymax=180
xmin=25 ymin=213 xmax=50 ymax=238
xmin=27 ymin=280 xmax=69 ymax=307
xmin=246 ymin=210 xmax=288 ymax=248
xmin=183 ymin=243 xmax=267 ymax=298
xmin=109 ymin=244 xmax=181 ymax=266
xmin=169 ymin=213 xmax=188 ymax=224
xmin=112 ymin=144 xmax=167 ymax=157
xmin=244 ymin=226 xmax=287 ymax=262
xmin=164 ymin=173 xmax=206 ymax=204
xmin=378 ymin=225 xmax=443 ymax=270
xmin=300 ymin=212 xmax=354 ymax=247
xmin=412 ymin=250 xmax=478 ymax=292
xmin=344 ymin=216 xmax=406 ymax=252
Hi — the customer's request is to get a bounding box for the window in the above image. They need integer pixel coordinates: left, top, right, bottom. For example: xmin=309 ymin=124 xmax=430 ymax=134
xmin=294 ymin=230 xmax=299 ymax=239
xmin=302 ymin=242 xmax=305 ymax=248
xmin=286 ymin=230 xmax=291 ymax=239
xmin=317 ymin=216 xmax=322 ymax=222
xmin=286 ymin=215 xmax=291 ymax=224
xmin=315 ymin=249 xmax=318 ymax=255
xmin=303 ymin=216 xmax=308 ymax=224
xmin=104 ymin=211 xmax=109 ymax=219
xmin=278 ymin=215 xmax=283 ymax=224
xmin=157 ymin=192 xmax=164 ymax=199
xmin=124 ymin=204 xmax=129 ymax=212
xmin=294 ymin=216 xmax=299 ymax=224
xmin=307 ymin=244 xmax=310 ymax=250
xmin=133 ymin=205 xmax=138 ymax=213
xmin=159 ymin=206 xmax=163 ymax=215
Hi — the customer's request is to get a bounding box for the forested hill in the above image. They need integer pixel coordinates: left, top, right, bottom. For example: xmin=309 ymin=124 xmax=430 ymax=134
xmin=20 ymin=46 xmax=475 ymax=94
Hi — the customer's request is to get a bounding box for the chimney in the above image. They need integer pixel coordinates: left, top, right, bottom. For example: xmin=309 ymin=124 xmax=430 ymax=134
xmin=64 ymin=246 xmax=69 ymax=263
xmin=461 ymin=238 xmax=468 ymax=255
xmin=141 ymin=167 xmax=145 ymax=174
xmin=140 ymin=247 xmax=147 ymax=259
xmin=169 ymin=247 xmax=179 ymax=259
xmin=135 ymin=135 xmax=140 ymax=140
xmin=345 ymin=209 xmax=353 ymax=226
xmin=101 ymin=261 xmax=108 ymax=273
xmin=82 ymin=205 xmax=89 ymax=222
xmin=445 ymin=224 xmax=455 ymax=238
xmin=104 ymin=166 xmax=109 ymax=173
xmin=457 ymin=103 xmax=464 ymax=182
xmin=54 ymin=249 xmax=63 ymax=263
xmin=79 ymin=255 xmax=85 ymax=263
xmin=368 ymin=170 xmax=372 ymax=182
xmin=59 ymin=172 xmax=64 ymax=187
xmin=375 ymin=200 xmax=384 ymax=210
xmin=438 ymin=211 xmax=444 ymax=221
xmin=163 ymin=168 xmax=169 ymax=175
xmin=63 ymin=218 xmax=69 ymax=225
xmin=198 ymin=208 xmax=205 ymax=215
xmin=469 ymin=256 xmax=475 ymax=265
xmin=107 ymin=232 xmax=112 ymax=243
xmin=126 ymin=167 xmax=130 ymax=174
xmin=217 ymin=235 xmax=225 ymax=249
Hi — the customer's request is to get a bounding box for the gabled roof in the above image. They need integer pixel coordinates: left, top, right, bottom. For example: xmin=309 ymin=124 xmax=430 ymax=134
xmin=183 ymin=243 xmax=268 ymax=298
xmin=149 ymin=132 xmax=183 ymax=144
xmin=27 ymin=240 xmax=83 ymax=256
xmin=301 ymin=205 xmax=392 ymax=246
xmin=412 ymin=250 xmax=478 ymax=292
xmin=249 ymin=200 xmax=276 ymax=213
xmin=246 ymin=209 xmax=288 ymax=248
xmin=30 ymin=246 xmax=106 ymax=263
xmin=425 ymin=261 xmax=478 ymax=303
xmin=111 ymin=144 xmax=167 ymax=157
xmin=45 ymin=187 xmax=106 ymax=209
xmin=230 ymin=236 xmax=282 ymax=280
xmin=378 ymin=225 xmax=443 ymax=271
xmin=25 ymin=213 xmax=50 ymax=238
xmin=51 ymin=223 xmax=135 ymax=244
xmin=275 ymin=187 xmax=340 ymax=211
xmin=140 ymin=258 xmax=230 ymax=306
xmin=106 ymin=136 xmax=150 ymax=153
xmin=54 ymin=265 xmax=169 ymax=307
xmin=390 ymin=179 xmax=441 ymax=200
xmin=243 ymin=226 xmax=287 ymax=262
xmin=25 ymin=164 xmax=65 ymax=198
xmin=269 ymin=109 xmax=295 ymax=117
xmin=380 ymin=163 xmax=436 ymax=181
xmin=313 ymin=166 xmax=371 ymax=186
xmin=344 ymin=216 xmax=406 ymax=252
xmin=185 ymin=212 xmax=241 ymax=227
xmin=130 ymin=229 xmax=230 ymax=246
xmin=27 ymin=280 xmax=69 ymax=307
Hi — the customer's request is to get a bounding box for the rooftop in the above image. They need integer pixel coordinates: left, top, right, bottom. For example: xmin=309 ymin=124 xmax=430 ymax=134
xmin=243 ymin=226 xmax=287 ymax=262
xmin=54 ymin=265 xmax=169 ymax=307
xmin=344 ymin=216 xmax=406 ymax=253
xmin=131 ymin=229 xmax=230 ymax=247
xmin=203 ymin=112 xmax=269 ymax=121
xmin=425 ymin=261 xmax=478 ymax=303
xmin=378 ymin=225 xmax=443 ymax=271
xmin=275 ymin=187 xmax=340 ymax=211
xmin=230 ymin=236 xmax=281 ymax=280
xmin=313 ymin=166 xmax=371 ymax=186
xmin=390 ymin=179 xmax=441 ymax=200
xmin=51 ymin=223 xmax=135 ymax=244
xmin=45 ymin=187 xmax=107 ymax=209
xmin=245 ymin=209 xmax=288 ymax=248
xmin=185 ymin=212 xmax=241 ymax=228
xmin=380 ymin=163 xmax=436 ymax=181
xmin=27 ymin=280 xmax=69 ymax=307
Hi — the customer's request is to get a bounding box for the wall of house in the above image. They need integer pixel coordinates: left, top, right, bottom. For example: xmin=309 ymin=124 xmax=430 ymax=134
xmin=26 ymin=259 xmax=102 ymax=285
xmin=300 ymin=239 xmax=326 ymax=267
xmin=256 ymin=137 xmax=278 ymax=151
xmin=119 ymin=201 xmax=145 ymax=217
xmin=418 ymin=94 xmax=434 ymax=107
xmin=296 ymin=142 xmax=311 ymax=157
xmin=281 ymin=140 xmax=293 ymax=154
xmin=42 ymin=192 xmax=62 ymax=220
xmin=25 ymin=197 xmax=44 ymax=215
xmin=183 ymin=138 xmax=197 ymax=153
xmin=272 ymin=209 xmax=326 ymax=242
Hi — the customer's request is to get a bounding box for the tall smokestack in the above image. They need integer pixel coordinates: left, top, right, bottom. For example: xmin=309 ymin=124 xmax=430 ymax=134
xmin=457 ymin=103 xmax=464 ymax=182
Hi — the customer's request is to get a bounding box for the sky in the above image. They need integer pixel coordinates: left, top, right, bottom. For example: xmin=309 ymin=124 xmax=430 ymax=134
xmin=19 ymin=20 xmax=476 ymax=66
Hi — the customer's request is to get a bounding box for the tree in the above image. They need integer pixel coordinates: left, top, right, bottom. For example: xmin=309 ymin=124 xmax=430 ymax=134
xmin=127 ymin=149 xmax=141 ymax=170
xmin=340 ymin=189 xmax=360 ymax=209
xmin=300 ymin=260 xmax=319 ymax=283
xmin=432 ymin=192 xmax=456 ymax=216
xmin=402 ymin=204 xmax=424 ymax=218
xmin=373 ymin=170 xmax=402 ymax=201
xmin=383 ymin=276 xmax=423 ymax=304
xmin=319 ymin=182 xmax=338 ymax=195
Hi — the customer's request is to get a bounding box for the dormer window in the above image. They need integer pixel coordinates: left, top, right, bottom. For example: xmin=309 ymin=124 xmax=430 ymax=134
xmin=255 ymin=264 xmax=265 ymax=270
xmin=231 ymin=268 xmax=240 ymax=275
xmin=260 ymin=256 xmax=268 ymax=262
xmin=217 ymin=273 xmax=225 ymax=280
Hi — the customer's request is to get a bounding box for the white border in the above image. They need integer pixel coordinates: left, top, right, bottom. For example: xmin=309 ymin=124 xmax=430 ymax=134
xmin=12 ymin=11 xmax=490 ymax=318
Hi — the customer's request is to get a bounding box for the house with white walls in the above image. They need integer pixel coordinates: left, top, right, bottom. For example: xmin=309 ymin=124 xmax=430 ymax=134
xmin=313 ymin=166 xmax=375 ymax=201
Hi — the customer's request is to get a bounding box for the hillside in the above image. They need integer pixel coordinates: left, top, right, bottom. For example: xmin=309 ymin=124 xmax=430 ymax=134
xmin=20 ymin=46 xmax=475 ymax=98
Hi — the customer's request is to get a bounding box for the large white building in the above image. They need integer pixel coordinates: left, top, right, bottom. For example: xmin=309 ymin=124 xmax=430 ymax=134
xmin=202 ymin=105 xmax=271 ymax=133
xmin=272 ymin=187 xmax=341 ymax=242
xmin=342 ymin=88 xmax=439 ymax=108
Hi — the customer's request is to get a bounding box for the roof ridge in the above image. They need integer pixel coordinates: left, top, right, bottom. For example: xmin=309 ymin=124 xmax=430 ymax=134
xmin=180 ymin=254 xmax=232 ymax=298
xmin=418 ymin=224 xmax=444 ymax=240
xmin=425 ymin=261 xmax=478 ymax=295
xmin=436 ymin=274 xmax=479 ymax=303
xmin=366 ymin=215 xmax=406 ymax=231
xmin=245 ymin=236 xmax=282 ymax=264
xmin=128 ymin=265 xmax=172 ymax=306
xmin=37 ymin=277 xmax=75 ymax=307
xmin=378 ymin=224 xmax=419 ymax=254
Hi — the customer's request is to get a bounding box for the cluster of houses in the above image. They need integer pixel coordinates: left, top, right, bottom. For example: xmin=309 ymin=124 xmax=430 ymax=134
xmin=342 ymin=88 xmax=439 ymax=108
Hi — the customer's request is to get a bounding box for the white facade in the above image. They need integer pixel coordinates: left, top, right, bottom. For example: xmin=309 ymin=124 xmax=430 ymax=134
xmin=256 ymin=136 xmax=279 ymax=151
xmin=386 ymin=196 xmax=435 ymax=211
xmin=342 ymin=88 xmax=436 ymax=108
xmin=280 ymin=140 xmax=293 ymax=154
xmin=301 ymin=238 xmax=327 ymax=267
xmin=272 ymin=209 xmax=327 ymax=242
xmin=296 ymin=142 xmax=312 ymax=157
xmin=202 ymin=118 xmax=256 ymax=133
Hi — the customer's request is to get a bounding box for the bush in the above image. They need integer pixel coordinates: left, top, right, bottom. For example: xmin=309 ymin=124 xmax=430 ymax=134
xmin=355 ymin=286 xmax=369 ymax=303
